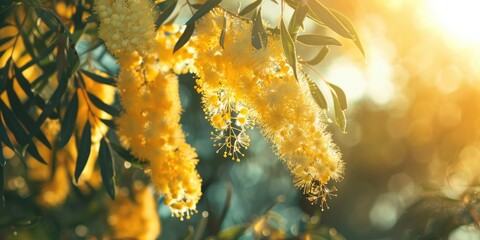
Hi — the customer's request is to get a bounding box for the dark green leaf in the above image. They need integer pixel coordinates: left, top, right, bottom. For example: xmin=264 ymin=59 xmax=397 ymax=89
xmin=330 ymin=8 xmax=365 ymax=57
xmin=0 ymin=59 xmax=10 ymax=94
xmin=0 ymin=119 xmax=14 ymax=150
xmin=110 ymin=142 xmax=145 ymax=168
xmin=328 ymin=83 xmax=347 ymax=110
xmin=304 ymin=46 xmax=329 ymax=65
xmin=251 ymin=8 xmax=267 ymax=50
xmin=99 ymin=118 xmax=116 ymax=130
xmin=288 ymin=2 xmax=309 ymax=40
xmin=239 ymin=0 xmax=262 ymax=16
xmin=35 ymin=7 xmax=60 ymax=31
xmin=58 ymin=92 xmax=78 ymax=148
xmin=74 ymin=121 xmax=91 ymax=182
xmin=330 ymin=87 xmax=346 ymax=133
xmin=305 ymin=74 xmax=327 ymax=109
xmin=6 ymin=81 xmax=51 ymax=149
xmin=0 ymin=144 xmax=5 ymax=167
xmin=280 ymin=18 xmax=298 ymax=80
xmin=155 ymin=0 xmax=177 ymax=30
xmin=87 ymin=92 xmax=119 ymax=117
xmin=0 ymin=36 xmax=14 ymax=47
xmin=98 ymin=138 xmax=115 ymax=200
xmin=14 ymin=63 xmax=34 ymax=98
xmin=219 ymin=11 xmax=226 ymax=49
xmin=185 ymin=0 xmax=222 ymax=25
xmin=297 ymin=34 xmax=342 ymax=46
xmin=81 ymin=70 xmax=115 ymax=86
xmin=307 ymin=0 xmax=352 ymax=39
xmin=173 ymin=23 xmax=195 ymax=53
xmin=18 ymin=40 xmax=57 ymax=73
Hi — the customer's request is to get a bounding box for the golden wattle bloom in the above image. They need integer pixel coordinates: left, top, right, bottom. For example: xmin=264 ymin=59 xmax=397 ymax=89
xmin=190 ymin=9 xmax=344 ymax=208
xmin=95 ymin=0 xmax=202 ymax=219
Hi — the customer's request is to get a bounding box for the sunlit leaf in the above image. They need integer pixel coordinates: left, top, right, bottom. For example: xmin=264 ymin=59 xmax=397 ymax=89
xmin=251 ymin=8 xmax=268 ymax=50
xmin=280 ymin=18 xmax=298 ymax=80
xmin=58 ymin=92 xmax=78 ymax=148
xmin=288 ymin=2 xmax=309 ymax=40
xmin=239 ymin=0 xmax=262 ymax=16
xmin=185 ymin=0 xmax=222 ymax=25
xmin=74 ymin=121 xmax=92 ymax=182
xmin=305 ymin=74 xmax=327 ymax=109
xmin=217 ymin=224 xmax=248 ymax=240
xmin=297 ymin=34 xmax=342 ymax=46
xmin=304 ymin=46 xmax=329 ymax=65
xmin=307 ymin=0 xmax=352 ymax=39
xmin=98 ymin=138 xmax=115 ymax=200
xmin=328 ymin=82 xmax=347 ymax=110
xmin=87 ymin=92 xmax=119 ymax=117
xmin=173 ymin=22 xmax=195 ymax=53
xmin=330 ymin=8 xmax=365 ymax=57
xmin=330 ymin=88 xmax=346 ymax=133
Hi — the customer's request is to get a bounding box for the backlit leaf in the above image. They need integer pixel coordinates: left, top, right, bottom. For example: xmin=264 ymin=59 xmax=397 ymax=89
xmin=58 ymin=92 xmax=78 ymax=148
xmin=173 ymin=22 xmax=195 ymax=53
xmin=307 ymin=0 xmax=352 ymax=39
xmin=288 ymin=2 xmax=309 ymax=40
xmin=330 ymin=87 xmax=346 ymax=133
xmin=297 ymin=34 xmax=342 ymax=46
xmin=74 ymin=121 xmax=92 ymax=182
xmin=330 ymin=8 xmax=365 ymax=57
xmin=304 ymin=46 xmax=329 ymax=65
xmin=155 ymin=0 xmax=177 ymax=30
xmin=280 ymin=18 xmax=298 ymax=80
xmin=98 ymin=138 xmax=115 ymax=200
xmin=185 ymin=0 xmax=222 ymax=25
xmin=251 ymin=8 xmax=268 ymax=50
xmin=87 ymin=92 xmax=119 ymax=117
xmin=305 ymin=74 xmax=327 ymax=109
xmin=239 ymin=0 xmax=262 ymax=16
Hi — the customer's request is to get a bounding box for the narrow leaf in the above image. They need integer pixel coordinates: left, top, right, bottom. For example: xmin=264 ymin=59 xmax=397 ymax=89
xmin=305 ymin=74 xmax=327 ymax=109
xmin=173 ymin=23 xmax=195 ymax=53
xmin=0 ymin=36 xmax=14 ymax=47
xmin=251 ymin=8 xmax=268 ymax=50
xmin=307 ymin=0 xmax=352 ymax=39
xmin=98 ymin=138 xmax=115 ymax=200
xmin=0 ymin=144 xmax=5 ymax=167
xmin=110 ymin=142 xmax=145 ymax=168
xmin=58 ymin=92 xmax=78 ymax=148
xmin=155 ymin=0 xmax=177 ymax=30
xmin=330 ymin=8 xmax=365 ymax=57
xmin=87 ymin=92 xmax=119 ymax=117
xmin=328 ymin=83 xmax=347 ymax=110
xmin=74 ymin=121 xmax=92 ymax=182
xmin=219 ymin=11 xmax=227 ymax=49
xmin=330 ymin=88 xmax=346 ymax=133
xmin=239 ymin=0 xmax=262 ymax=16
xmin=1 ymin=165 xmax=4 ymax=207
xmin=185 ymin=0 xmax=222 ymax=25
xmin=99 ymin=118 xmax=116 ymax=130
xmin=288 ymin=2 xmax=309 ymax=40
xmin=0 ymin=116 xmax=14 ymax=149
xmin=81 ymin=70 xmax=115 ymax=86
xmin=13 ymin=63 xmax=34 ymax=98
xmin=280 ymin=18 xmax=298 ymax=80
xmin=304 ymin=46 xmax=329 ymax=65
xmin=297 ymin=34 xmax=342 ymax=46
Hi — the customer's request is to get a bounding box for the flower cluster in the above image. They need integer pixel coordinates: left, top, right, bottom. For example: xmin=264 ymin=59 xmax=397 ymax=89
xmin=96 ymin=0 xmax=202 ymax=220
xmin=107 ymin=183 xmax=160 ymax=239
xmin=190 ymin=9 xmax=344 ymax=208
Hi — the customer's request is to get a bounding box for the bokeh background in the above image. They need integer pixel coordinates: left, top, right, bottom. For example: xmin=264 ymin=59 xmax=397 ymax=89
xmin=2 ymin=0 xmax=480 ymax=239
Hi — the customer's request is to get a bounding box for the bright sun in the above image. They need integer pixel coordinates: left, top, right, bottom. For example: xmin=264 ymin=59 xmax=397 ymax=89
xmin=426 ymin=0 xmax=480 ymax=46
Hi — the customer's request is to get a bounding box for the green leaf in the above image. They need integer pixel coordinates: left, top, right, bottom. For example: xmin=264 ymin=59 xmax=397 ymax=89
xmin=330 ymin=8 xmax=365 ymax=57
xmin=99 ymin=118 xmax=116 ymax=130
xmin=74 ymin=121 xmax=92 ymax=182
xmin=0 ymin=120 xmax=14 ymax=150
xmin=58 ymin=92 xmax=78 ymax=148
xmin=217 ymin=224 xmax=248 ymax=240
xmin=173 ymin=22 xmax=195 ymax=53
xmin=305 ymin=74 xmax=327 ymax=109
xmin=329 ymin=87 xmax=346 ymax=133
xmin=0 ymin=36 xmax=14 ymax=47
xmin=304 ymin=46 xmax=329 ymax=65
xmin=280 ymin=18 xmax=298 ymax=80
xmin=0 ymin=144 xmax=5 ymax=167
xmin=110 ymin=142 xmax=145 ymax=168
xmin=87 ymin=92 xmax=119 ymax=117
xmin=219 ymin=11 xmax=227 ymax=49
xmin=13 ymin=63 xmax=34 ymax=98
xmin=155 ymin=0 xmax=177 ymax=30
xmin=297 ymin=34 xmax=342 ymax=46
xmin=98 ymin=138 xmax=115 ymax=200
xmin=35 ymin=7 xmax=60 ymax=31
xmin=328 ymin=83 xmax=347 ymax=110
xmin=288 ymin=2 xmax=309 ymax=40
xmin=307 ymin=0 xmax=352 ymax=39
xmin=81 ymin=70 xmax=116 ymax=86
xmin=6 ymin=81 xmax=51 ymax=149
xmin=185 ymin=0 xmax=222 ymax=25
xmin=239 ymin=0 xmax=262 ymax=16
xmin=251 ymin=8 xmax=268 ymax=50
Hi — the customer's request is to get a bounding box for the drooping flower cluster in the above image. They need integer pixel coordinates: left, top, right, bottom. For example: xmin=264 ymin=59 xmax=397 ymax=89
xmin=96 ymin=0 xmax=202 ymax=219
xmin=190 ymin=9 xmax=344 ymax=208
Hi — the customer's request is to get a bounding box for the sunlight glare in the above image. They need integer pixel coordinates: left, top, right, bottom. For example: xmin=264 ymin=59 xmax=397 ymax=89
xmin=426 ymin=0 xmax=480 ymax=46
